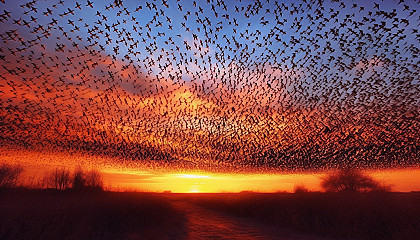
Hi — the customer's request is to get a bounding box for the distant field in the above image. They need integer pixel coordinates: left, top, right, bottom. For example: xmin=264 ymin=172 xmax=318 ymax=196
xmin=188 ymin=192 xmax=420 ymax=240
xmin=0 ymin=190 xmax=187 ymax=240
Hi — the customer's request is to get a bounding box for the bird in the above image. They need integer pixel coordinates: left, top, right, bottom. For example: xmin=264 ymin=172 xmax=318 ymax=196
xmin=0 ymin=0 xmax=418 ymax=172
xmin=86 ymin=1 xmax=93 ymax=8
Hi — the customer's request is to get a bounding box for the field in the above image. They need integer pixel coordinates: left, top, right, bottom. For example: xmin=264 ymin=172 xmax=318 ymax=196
xmin=2 ymin=189 xmax=420 ymax=240
xmin=187 ymin=192 xmax=420 ymax=240
xmin=0 ymin=189 xmax=187 ymax=240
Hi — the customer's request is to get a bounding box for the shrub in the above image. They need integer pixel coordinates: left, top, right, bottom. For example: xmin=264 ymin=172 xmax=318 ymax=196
xmin=321 ymin=169 xmax=389 ymax=192
xmin=0 ymin=164 xmax=23 ymax=189
xmin=293 ymin=184 xmax=309 ymax=193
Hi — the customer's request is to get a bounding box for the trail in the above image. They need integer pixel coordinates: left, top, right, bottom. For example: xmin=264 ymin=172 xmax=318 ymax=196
xmin=170 ymin=200 xmax=330 ymax=240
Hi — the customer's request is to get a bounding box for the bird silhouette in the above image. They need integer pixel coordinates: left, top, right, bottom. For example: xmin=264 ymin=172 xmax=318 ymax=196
xmin=0 ymin=0 xmax=418 ymax=172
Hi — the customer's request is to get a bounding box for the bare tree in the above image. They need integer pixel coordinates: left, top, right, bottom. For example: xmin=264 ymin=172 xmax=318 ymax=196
xmin=321 ymin=169 xmax=388 ymax=192
xmin=44 ymin=168 xmax=71 ymax=190
xmin=0 ymin=164 xmax=23 ymax=189
xmin=85 ymin=169 xmax=103 ymax=189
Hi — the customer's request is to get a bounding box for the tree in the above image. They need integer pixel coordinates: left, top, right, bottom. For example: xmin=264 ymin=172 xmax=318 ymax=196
xmin=321 ymin=169 xmax=387 ymax=192
xmin=44 ymin=168 xmax=71 ymax=190
xmin=72 ymin=166 xmax=86 ymax=190
xmin=0 ymin=164 xmax=23 ymax=189
xmin=85 ymin=169 xmax=103 ymax=190
xmin=72 ymin=166 xmax=103 ymax=191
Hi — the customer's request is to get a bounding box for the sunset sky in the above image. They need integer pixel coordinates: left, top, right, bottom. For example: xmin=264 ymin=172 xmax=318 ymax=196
xmin=0 ymin=0 xmax=418 ymax=192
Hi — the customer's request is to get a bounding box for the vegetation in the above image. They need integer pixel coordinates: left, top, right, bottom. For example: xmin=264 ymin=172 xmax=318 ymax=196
xmin=191 ymin=192 xmax=420 ymax=240
xmin=44 ymin=168 xmax=71 ymax=190
xmin=321 ymin=169 xmax=391 ymax=192
xmin=72 ymin=167 xmax=104 ymax=191
xmin=0 ymin=190 xmax=186 ymax=240
xmin=293 ymin=184 xmax=309 ymax=193
xmin=1 ymin=164 xmax=105 ymax=191
xmin=0 ymin=166 xmax=187 ymax=239
xmin=0 ymin=164 xmax=23 ymax=189
xmin=0 ymin=166 xmax=413 ymax=240
xmin=189 ymin=171 xmax=407 ymax=240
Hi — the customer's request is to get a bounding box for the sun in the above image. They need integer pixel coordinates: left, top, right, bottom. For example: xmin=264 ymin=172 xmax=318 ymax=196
xmin=189 ymin=185 xmax=201 ymax=193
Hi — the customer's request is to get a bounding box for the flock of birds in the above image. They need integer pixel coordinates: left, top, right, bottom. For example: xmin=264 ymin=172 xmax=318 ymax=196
xmin=0 ymin=0 xmax=418 ymax=172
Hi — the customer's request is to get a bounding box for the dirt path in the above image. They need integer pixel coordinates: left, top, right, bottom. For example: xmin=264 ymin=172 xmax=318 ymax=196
xmin=170 ymin=200 xmax=330 ymax=240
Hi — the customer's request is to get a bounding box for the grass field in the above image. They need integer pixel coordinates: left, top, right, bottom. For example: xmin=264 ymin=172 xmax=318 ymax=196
xmin=2 ymin=189 xmax=420 ymax=240
xmin=0 ymin=189 xmax=187 ymax=240
xmin=189 ymin=192 xmax=420 ymax=240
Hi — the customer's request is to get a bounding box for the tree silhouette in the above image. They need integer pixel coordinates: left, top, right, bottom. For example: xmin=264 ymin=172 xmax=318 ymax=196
xmin=85 ymin=169 xmax=103 ymax=190
xmin=321 ymin=169 xmax=387 ymax=192
xmin=71 ymin=167 xmax=103 ymax=191
xmin=72 ymin=167 xmax=86 ymax=190
xmin=44 ymin=168 xmax=71 ymax=190
xmin=0 ymin=164 xmax=23 ymax=189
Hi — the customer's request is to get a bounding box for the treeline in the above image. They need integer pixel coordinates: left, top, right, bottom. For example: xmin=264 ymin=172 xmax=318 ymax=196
xmin=2 ymin=163 xmax=392 ymax=193
xmin=0 ymin=164 xmax=103 ymax=191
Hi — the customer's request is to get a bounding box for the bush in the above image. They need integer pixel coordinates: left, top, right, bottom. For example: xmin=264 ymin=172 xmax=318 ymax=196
xmin=0 ymin=164 xmax=23 ymax=189
xmin=321 ymin=169 xmax=389 ymax=192
xmin=293 ymin=184 xmax=309 ymax=193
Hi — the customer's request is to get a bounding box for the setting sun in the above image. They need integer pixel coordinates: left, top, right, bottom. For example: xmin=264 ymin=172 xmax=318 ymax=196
xmin=188 ymin=185 xmax=201 ymax=193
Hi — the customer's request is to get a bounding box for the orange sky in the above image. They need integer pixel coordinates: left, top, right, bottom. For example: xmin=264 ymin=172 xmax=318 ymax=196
xmin=2 ymin=146 xmax=418 ymax=193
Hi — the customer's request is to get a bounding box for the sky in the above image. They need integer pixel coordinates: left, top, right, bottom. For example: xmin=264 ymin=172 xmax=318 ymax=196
xmin=0 ymin=0 xmax=419 ymax=191
xmin=2 ymin=146 xmax=420 ymax=192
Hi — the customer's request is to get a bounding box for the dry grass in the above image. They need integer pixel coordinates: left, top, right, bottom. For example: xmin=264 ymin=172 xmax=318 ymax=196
xmin=190 ymin=192 xmax=420 ymax=240
xmin=0 ymin=189 xmax=187 ymax=240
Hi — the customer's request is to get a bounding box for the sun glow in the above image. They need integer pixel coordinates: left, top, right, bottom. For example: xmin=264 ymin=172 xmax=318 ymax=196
xmin=1 ymin=146 xmax=419 ymax=193
xmin=189 ymin=185 xmax=201 ymax=193
xmin=107 ymin=172 xmax=325 ymax=193
xmin=176 ymin=174 xmax=210 ymax=179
